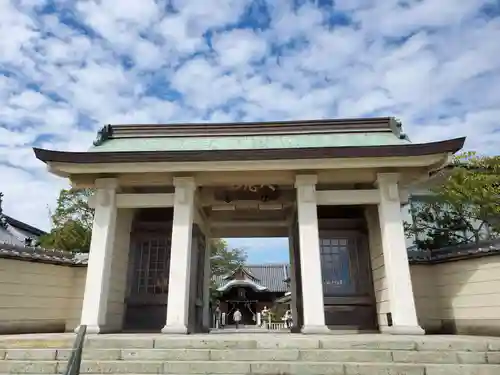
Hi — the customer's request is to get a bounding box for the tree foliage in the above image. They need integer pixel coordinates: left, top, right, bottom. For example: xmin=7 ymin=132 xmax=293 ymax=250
xmin=39 ymin=188 xmax=95 ymax=252
xmin=210 ymin=238 xmax=247 ymax=276
xmin=209 ymin=238 xmax=247 ymax=302
xmin=405 ymin=152 xmax=500 ymax=250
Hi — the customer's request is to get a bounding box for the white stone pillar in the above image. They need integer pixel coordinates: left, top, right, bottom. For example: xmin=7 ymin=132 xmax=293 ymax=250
xmin=295 ymin=175 xmax=329 ymax=334
xmin=287 ymin=225 xmax=299 ymax=331
xmin=79 ymin=178 xmax=118 ymax=334
xmin=202 ymin=233 xmax=211 ymax=331
xmin=376 ymin=173 xmax=424 ymax=335
xmin=104 ymin=208 xmax=134 ymax=332
xmin=162 ymin=177 xmax=196 ymax=334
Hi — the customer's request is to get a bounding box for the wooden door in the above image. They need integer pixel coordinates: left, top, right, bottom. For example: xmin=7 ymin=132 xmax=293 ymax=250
xmin=319 ymin=230 xmax=377 ymax=329
xmin=123 ymin=231 xmax=172 ymax=331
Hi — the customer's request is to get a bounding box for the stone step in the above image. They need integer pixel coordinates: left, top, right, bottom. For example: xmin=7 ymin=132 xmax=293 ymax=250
xmin=78 ymin=337 xmax=498 ymax=351
xmin=1 ymin=360 xmax=500 ymax=375
xmin=2 ymin=335 xmax=500 ymax=352
xmin=2 ymin=348 xmax=498 ymax=364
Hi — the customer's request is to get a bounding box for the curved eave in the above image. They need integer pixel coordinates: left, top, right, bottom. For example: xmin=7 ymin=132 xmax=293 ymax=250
xmin=33 ymin=137 xmax=465 ymax=164
xmin=275 ymin=294 xmax=292 ymax=304
xmin=217 ymin=279 xmax=269 ymax=292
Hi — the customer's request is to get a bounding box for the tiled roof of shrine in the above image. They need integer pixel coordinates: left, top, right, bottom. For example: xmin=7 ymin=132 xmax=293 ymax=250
xmin=213 ymin=264 xmax=291 ymax=293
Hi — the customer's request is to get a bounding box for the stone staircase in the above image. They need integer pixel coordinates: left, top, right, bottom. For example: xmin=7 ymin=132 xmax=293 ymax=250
xmin=1 ymin=333 xmax=500 ymax=374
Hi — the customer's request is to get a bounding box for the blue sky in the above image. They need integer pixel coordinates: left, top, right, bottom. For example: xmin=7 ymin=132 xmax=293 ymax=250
xmin=227 ymin=238 xmax=289 ymax=264
xmin=1 ymin=0 xmax=499 ymax=264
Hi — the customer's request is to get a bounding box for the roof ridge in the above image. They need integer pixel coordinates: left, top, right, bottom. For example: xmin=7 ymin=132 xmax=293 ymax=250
xmin=4 ymin=215 xmax=47 ymax=236
xmin=92 ymin=117 xmax=401 ymax=146
xmin=245 ymin=263 xmax=290 ymax=267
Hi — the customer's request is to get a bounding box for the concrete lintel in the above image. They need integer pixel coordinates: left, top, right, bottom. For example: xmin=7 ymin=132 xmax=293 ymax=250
xmin=115 ymin=193 xmax=174 ymax=208
xmin=316 ymin=189 xmax=380 ymax=205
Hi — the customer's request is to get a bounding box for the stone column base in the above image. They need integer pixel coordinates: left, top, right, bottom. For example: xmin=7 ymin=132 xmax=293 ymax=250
xmin=301 ymin=325 xmax=330 ymax=334
xmin=161 ymin=324 xmax=189 ymax=334
xmin=382 ymin=325 xmax=426 ymax=335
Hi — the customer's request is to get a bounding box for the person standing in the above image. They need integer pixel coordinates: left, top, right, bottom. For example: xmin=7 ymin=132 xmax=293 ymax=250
xmin=233 ymin=308 xmax=242 ymax=329
xmin=284 ymin=309 xmax=293 ymax=328
xmin=214 ymin=305 xmax=221 ymax=329
xmin=260 ymin=306 xmax=269 ymax=328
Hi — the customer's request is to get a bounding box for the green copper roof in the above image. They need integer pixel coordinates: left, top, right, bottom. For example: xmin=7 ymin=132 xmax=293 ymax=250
xmin=90 ymin=132 xmax=410 ymax=153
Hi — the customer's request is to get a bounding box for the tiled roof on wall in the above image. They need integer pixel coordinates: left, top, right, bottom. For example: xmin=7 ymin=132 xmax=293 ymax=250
xmin=214 ymin=263 xmax=290 ymax=293
xmin=0 ymin=242 xmax=87 ymax=266
xmin=3 ymin=240 xmax=500 ymax=271
xmin=408 ymin=239 xmax=500 ymax=264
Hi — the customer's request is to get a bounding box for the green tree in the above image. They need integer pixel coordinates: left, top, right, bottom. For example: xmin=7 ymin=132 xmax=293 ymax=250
xmin=209 ymin=239 xmax=247 ymax=301
xmin=39 ymin=188 xmax=94 ymax=252
xmin=210 ymin=238 xmax=247 ymax=276
xmin=405 ymin=152 xmax=500 ymax=250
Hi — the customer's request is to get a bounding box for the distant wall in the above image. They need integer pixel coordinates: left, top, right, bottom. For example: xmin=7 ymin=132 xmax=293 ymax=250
xmin=411 ymin=251 xmax=500 ymax=336
xmin=0 ymin=258 xmax=85 ymax=334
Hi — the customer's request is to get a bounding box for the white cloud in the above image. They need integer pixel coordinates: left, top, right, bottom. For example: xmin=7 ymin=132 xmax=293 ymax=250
xmin=0 ymin=0 xmax=498 ymax=249
xmin=213 ymin=29 xmax=268 ymax=68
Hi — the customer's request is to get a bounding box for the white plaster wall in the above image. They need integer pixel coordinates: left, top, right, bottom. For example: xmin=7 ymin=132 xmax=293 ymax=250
xmin=0 ymin=210 xmax=133 ymax=334
xmin=410 ymin=254 xmax=500 ymax=335
xmin=0 ymin=258 xmax=81 ymax=333
xmin=434 ymin=255 xmax=500 ymax=334
xmin=64 ymin=267 xmax=86 ymax=331
xmin=410 ymin=265 xmax=441 ymax=332
xmin=365 ymin=206 xmax=389 ymax=330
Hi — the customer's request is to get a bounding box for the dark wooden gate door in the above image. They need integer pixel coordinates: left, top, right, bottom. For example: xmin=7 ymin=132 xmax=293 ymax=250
xmin=319 ymin=230 xmax=377 ymax=330
xmin=123 ymin=230 xmax=172 ymax=331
